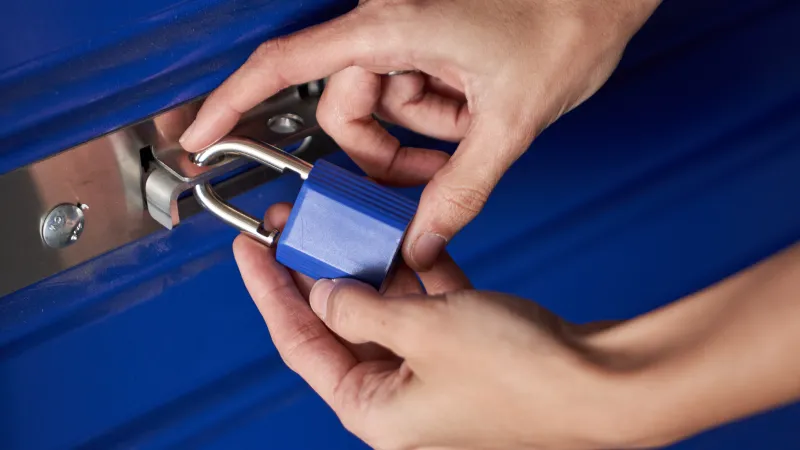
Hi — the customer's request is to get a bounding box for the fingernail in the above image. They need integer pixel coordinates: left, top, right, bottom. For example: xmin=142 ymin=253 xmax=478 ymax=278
xmin=310 ymin=279 xmax=335 ymax=319
xmin=179 ymin=121 xmax=197 ymax=147
xmin=411 ymin=232 xmax=447 ymax=270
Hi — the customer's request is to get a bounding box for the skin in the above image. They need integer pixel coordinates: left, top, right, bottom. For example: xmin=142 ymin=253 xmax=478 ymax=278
xmin=182 ymin=0 xmax=800 ymax=447
xmin=180 ymin=0 xmax=663 ymax=271
xmin=237 ymin=204 xmax=800 ymax=449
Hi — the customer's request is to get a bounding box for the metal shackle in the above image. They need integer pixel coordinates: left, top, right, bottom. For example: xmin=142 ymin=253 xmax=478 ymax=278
xmin=192 ymin=137 xmax=313 ymax=247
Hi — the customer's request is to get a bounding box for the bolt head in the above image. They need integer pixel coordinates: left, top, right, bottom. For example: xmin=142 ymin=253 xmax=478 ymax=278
xmin=42 ymin=204 xmax=86 ymax=248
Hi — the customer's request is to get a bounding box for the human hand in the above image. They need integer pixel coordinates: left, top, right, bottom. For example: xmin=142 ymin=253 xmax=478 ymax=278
xmin=183 ymin=0 xmax=662 ymax=271
xmin=234 ymin=203 xmax=638 ymax=450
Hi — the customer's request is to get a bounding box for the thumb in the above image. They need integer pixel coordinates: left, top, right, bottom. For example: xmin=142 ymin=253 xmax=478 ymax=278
xmin=309 ymin=278 xmax=428 ymax=356
xmin=404 ymin=110 xmax=536 ymax=271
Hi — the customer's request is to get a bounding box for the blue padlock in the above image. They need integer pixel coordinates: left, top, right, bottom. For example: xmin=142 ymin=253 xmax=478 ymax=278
xmin=192 ymin=137 xmax=417 ymax=291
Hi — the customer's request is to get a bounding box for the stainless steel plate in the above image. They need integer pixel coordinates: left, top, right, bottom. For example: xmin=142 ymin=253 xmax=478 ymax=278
xmin=0 ymin=84 xmax=336 ymax=297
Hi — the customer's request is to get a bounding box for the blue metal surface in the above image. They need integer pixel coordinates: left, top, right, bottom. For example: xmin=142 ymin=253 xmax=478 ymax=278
xmin=1 ymin=0 xmax=800 ymax=449
xmin=0 ymin=0 xmax=357 ymax=175
xmin=278 ymin=160 xmax=416 ymax=290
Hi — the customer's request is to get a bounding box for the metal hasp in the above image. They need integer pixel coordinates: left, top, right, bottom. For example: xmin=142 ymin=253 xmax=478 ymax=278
xmin=0 ymin=82 xmax=336 ymax=297
xmin=192 ymin=137 xmax=419 ymax=290
xmin=144 ymin=83 xmax=323 ymax=230
xmin=192 ymin=137 xmax=313 ymax=246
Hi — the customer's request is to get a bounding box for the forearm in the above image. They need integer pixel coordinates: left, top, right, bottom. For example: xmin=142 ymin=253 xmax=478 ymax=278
xmin=591 ymin=241 xmax=800 ymax=447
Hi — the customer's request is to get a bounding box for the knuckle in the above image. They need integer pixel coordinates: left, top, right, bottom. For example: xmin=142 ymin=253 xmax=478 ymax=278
xmin=332 ymin=380 xmax=361 ymax=423
xmin=356 ymin=0 xmax=420 ymax=49
xmin=248 ymin=39 xmax=292 ymax=90
xmin=333 ymin=374 xmax=412 ymax=450
xmin=315 ymin=99 xmax=340 ymax=134
xmin=333 ymin=370 xmax=381 ymax=427
xmin=252 ymin=38 xmax=287 ymax=63
xmin=430 ymin=178 xmax=491 ymax=218
xmin=325 ymin=282 xmax=368 ymax=331
xmin=278 ymin=320 xmax=327 ymax=371
xmin=325 ymin=289 xmax=348 ymax=328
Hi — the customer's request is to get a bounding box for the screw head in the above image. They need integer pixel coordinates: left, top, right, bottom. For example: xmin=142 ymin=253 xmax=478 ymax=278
xmin=42 ymin=204 xmax=86 ymax=248
xmin=267 ymin=113 xmax=304 ymax=134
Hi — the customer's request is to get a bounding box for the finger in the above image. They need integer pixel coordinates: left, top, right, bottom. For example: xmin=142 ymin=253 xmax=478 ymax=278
xmin=317 ymin=67 xmax=450 ymax=186
xmin=153 ymin=102 xmax=200 ymax=142
xmin=382 ymin=262 xmax=426 ymax=297
xmin=265 ymin=202 xmax=292 ymax=227
xmin=180 ymin=10 xmax=379 ymax=151
xmin=377 ymin=72 xmax=470 ymax=142
xmin=418 ymin=251 xmax=472 ymax=295
xmin=426 ymin=75 xmax=467 ymax=102
xmin=404 ymin=106 xmax=537 ymax=271
xmin=382 ymin=251 xmax=472 ymax=296
xmin=308 ymin=279 xmax=432 ymax=355
xmin=233 ymin=233 xmax=356 ymax=407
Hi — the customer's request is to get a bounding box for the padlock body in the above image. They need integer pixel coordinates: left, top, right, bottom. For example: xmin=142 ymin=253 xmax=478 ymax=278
xmin=276 ymin=160 xmax=417 ymax=290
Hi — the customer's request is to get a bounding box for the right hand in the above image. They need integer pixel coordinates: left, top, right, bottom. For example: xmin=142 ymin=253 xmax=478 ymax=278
xmin=181 ymin=0 xmax=662 ymax=270
xmin=234 ymin=203 xmax=638 ymax=450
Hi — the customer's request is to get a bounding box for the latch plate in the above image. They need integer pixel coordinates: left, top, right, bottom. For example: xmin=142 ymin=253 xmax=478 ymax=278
xmin=0 ymin=82 xmax=336 ymax=298
xmin=144 ymin=85 xmax=323 ymax=229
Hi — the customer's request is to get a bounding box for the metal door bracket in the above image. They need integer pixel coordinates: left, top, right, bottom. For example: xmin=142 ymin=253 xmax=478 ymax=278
xmin=144 ymin=85 xmax=323 ymax=229
xmin=0 ymin=81 xmax=337 ymax=297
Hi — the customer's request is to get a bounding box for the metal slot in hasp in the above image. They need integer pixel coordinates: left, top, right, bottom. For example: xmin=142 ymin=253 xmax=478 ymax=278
xmin=0 ymin=81 xmax=336 ymax=298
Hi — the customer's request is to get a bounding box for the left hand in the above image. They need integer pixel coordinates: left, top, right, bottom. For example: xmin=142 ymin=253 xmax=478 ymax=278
xmin=234 ymin=203 xmax=637 ymax=450
xmin=188 ymin=0 xmax=662 ymax=272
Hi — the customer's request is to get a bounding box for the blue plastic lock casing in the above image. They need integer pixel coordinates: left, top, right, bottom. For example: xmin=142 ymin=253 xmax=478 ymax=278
xmin=276 ymin=160 xmax=417 ymax=290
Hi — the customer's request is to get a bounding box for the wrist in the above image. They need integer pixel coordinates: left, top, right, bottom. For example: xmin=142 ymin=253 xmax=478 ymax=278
xmin=578 ymin=243 xmax=800 ymax=447
xmin=522 ymin=322 xmax=672 ymax=450
xmin=570 ymin=315 xmax=698 ymax=449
